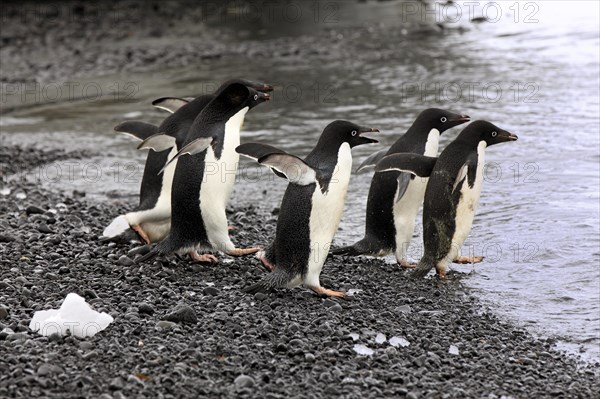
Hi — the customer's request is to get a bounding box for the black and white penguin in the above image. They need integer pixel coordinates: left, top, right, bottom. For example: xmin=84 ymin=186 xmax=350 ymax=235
xmin=374 ymin=120 xmax=518 ymax=278
xmin=138 ymin=82 xmax=271 ymax=263
xmin=102 ymin=80 xmax=273 ymax=244
xmin=237 ymin=121 xmax=379 ymax=297
xmin=331 ymin=109 xmax=470 ymax=266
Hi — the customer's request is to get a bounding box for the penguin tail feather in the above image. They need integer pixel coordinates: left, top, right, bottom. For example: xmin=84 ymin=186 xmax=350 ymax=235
xmin=411 ymin=259 xmax=434 ymax=278
xmin=243 ymin=280 xmax=271 ymax=295
xmin=137 ymin=248 xmax=159 ymax=264
xmin=243 ymin=270 xmax=289 ymax=295
xmin=330 ymin=245 xmax=360 ymax=256
xmin=330 ymin=238 xmax=381 ymax=257
xmin=99 ymin=228 xmax=140 ymax=244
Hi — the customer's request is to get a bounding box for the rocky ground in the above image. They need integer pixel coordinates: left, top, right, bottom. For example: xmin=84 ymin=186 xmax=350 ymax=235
xmin=1 ymin=146 xmax=599 ymax=398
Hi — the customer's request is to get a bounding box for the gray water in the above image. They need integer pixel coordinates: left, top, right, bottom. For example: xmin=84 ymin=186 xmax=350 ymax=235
xmin=2 ymin=1 xmax=599 ymax=362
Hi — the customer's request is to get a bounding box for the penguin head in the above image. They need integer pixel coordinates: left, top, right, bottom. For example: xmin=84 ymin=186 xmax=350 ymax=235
xmin=320 ymin=120 xmax=379 ymax=148
xmin=218 ymin=79 xmax=274 ymax=94
xmin=247 ymin=87 xmax=271 ymax=109
xmin=461 ymin=120 xmax=518 ymax=146
xmin=216 ymin=83 xmax=270 ymax=113
xmin=415 ymin=108 xmax=471 ymax=133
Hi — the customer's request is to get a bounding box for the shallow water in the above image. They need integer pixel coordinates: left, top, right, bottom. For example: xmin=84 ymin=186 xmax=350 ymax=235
xmin=2 ymin=1 xmax=599 ymax=362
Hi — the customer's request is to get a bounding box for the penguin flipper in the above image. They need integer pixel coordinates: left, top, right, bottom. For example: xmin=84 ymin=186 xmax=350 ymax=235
xmin=258 ymin=154 xmax=316 ymax=186
xmin=236 ymin=143 xmax=288 ymax=162
xmin=375 ymin=154 xmax=438 ymax=177
xmin=452 ymin=154 xmax=478 ymax=193
xmin=356 ymin=149 xmax=388 ymax=173
xmin=114 ymin=121 xmax=159 ymax=141
xmin=152 ymin=97 xmax=189 ymax=113
xmin=395 ymin=172 xmax=412 ymax=204
xmin=137 ymin=133 xmax=177 ymax=152
xmin=159 ymin=137 xmax=214 ymax=174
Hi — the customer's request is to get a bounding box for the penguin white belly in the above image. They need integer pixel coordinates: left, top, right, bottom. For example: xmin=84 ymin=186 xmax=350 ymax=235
xmin=304 ymin=143 xmax=352 ymax=288
xmin=393 ymin=128 xmax=439 ymax=261
xmin=445 ymin=141 xmax=486 ymax=263
xmin=125 ymin=146 xmax=178 ymax=226
xmin=200 ymin=107 xmax=248 ymax=252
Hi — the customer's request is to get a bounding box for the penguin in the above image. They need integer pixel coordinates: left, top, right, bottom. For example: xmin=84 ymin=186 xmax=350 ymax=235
xmin=102 ymin=80 xmax=273 ymax=244
xmin=137 ymin=82 xmax=271 ymax=264
xmin=331 ymin=109 xmax=470 ymax=267
xmin=374 ymin=120 xmax=518 ymax=279
xmin=236 ymin=121 xmax=379 ymax=297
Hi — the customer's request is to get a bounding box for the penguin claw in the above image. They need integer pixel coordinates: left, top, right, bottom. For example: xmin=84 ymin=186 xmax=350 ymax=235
xmin=452 ymin=256 xmax=484 ymax=264
xmin=227 ymin=225 xmax=236 ymax=232
xmin=310 ymin=287 xmax=347 ymax=299
xmin=225 ymin=247 xmax=261 ymax=257
xmin=131 ymin=224 xmax=150 ymax=245
xmin=189 ymin=252 xmax=219 ymax=264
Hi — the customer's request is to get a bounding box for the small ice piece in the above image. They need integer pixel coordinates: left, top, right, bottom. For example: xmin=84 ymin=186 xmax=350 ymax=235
xmin=349 ymin=332 xmax=359 ymax=341
xmin=0 ymin=187 xmax=11 ymax=196
xmin=205 ymin=282 xmax=215 ymax=287
xmin=29 ymin=293 xmax=113 ymax=338
xmin=353 ymin=344 xmax=374 ymax=356
xmin=375 ymin=333 xmax=386 ymax=344
xmin=449 ymin=345 xmax=460 ymax=355
xmin=16 ymin=192 xmax=26 ymax=200
xmin=102 ymin=215 xmax=129 ymax=238
xmin=389 ymin=336 xmax=410 ymax=347
xmin=346 ymin=288 xmax=362 ymax=297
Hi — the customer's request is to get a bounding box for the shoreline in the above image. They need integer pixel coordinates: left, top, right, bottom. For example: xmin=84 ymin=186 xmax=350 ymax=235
xmin=1 ymin=145 xmax=598 ymax=398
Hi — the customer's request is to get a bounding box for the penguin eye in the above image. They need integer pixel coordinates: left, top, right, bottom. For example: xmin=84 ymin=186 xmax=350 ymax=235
xmin=440 ymin=117 xmax=447 ymax=123
xmin=491 ymin=131 xmax=497 ymax=137
xmin=253 ymin=94 xmax=258 ymax=101
xmin=351 ymin=130 xmax=357 ymax=136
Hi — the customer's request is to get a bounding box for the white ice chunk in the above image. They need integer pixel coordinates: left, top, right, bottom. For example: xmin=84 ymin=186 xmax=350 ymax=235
xmin=346 ymin=289 xmax=362 ymax=297
xmin=375 ymin=333 xmax=386 ymax=344
xmin=449 ymin=345 xmax=460 ymax=355
xmin=29 ymin=293 xmax=113 ymax=338
xmin=102 ymin=215 xmax=130 ymax=238
xmin=389 ymin=336 xmax=410 ymax=347
xmin=16 ymin=192 xmax=26 ymax=200
xmin=0 ymin=187 xmax=11 ymax=196
xmin=353 ymin=344 xmax=374 ymax=356
xmin=349 ymin=332 xmax=359 ymax=341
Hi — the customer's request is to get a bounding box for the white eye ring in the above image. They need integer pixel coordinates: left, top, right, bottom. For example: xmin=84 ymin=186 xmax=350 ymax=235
xmin=351 ymin=130 xmax=357 ymax=136
xmin=491 ymin=131 xmax=497 ymax=137
xmin=441 ymin=117 xmax=447 ymax=123
xmin=253 ymin=94 xmax=258 ymax=100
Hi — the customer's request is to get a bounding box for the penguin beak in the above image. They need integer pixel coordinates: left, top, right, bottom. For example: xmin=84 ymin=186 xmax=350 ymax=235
xmin=450 ymin=114 xmax=471 ymax=123
xmin=498 ymin=129 xmax=518 ymax=142
xmin=259 ymin=84 xmax=274 ymax=93
xmin=258 ymin=92 xmax=271 ymax=101
xmin=357 ymin=127 xmax=379 ymax=144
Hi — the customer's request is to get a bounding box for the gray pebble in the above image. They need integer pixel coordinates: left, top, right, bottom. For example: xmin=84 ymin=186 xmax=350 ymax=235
xmin=234 ymin=374 xmax=255 ymax=388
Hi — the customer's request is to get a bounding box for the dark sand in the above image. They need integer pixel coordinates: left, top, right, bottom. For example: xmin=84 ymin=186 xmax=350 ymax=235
xmin=1 ymin=145 xmax=599 ymax=398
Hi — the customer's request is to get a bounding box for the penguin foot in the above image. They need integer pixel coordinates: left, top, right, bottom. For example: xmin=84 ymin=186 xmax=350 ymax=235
xmin=228 ymin=225 xmax=236 ymax=231
xmin=260 ymin=256 xmax=275 ymax=272
xmin=225 ymin=247 xmax=261 ymax=257
xmin=310 ymin=286 xmax=346 ymax=299
xmin=398 ymin=261 xmax=417 ymax=268
xmin=131 ymin=224 xmax=150 ymax=245
xmin=453 ymin=256 xmax=484 ymax=264
xmin=189 ymin=252 xmax=219 ymax=264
